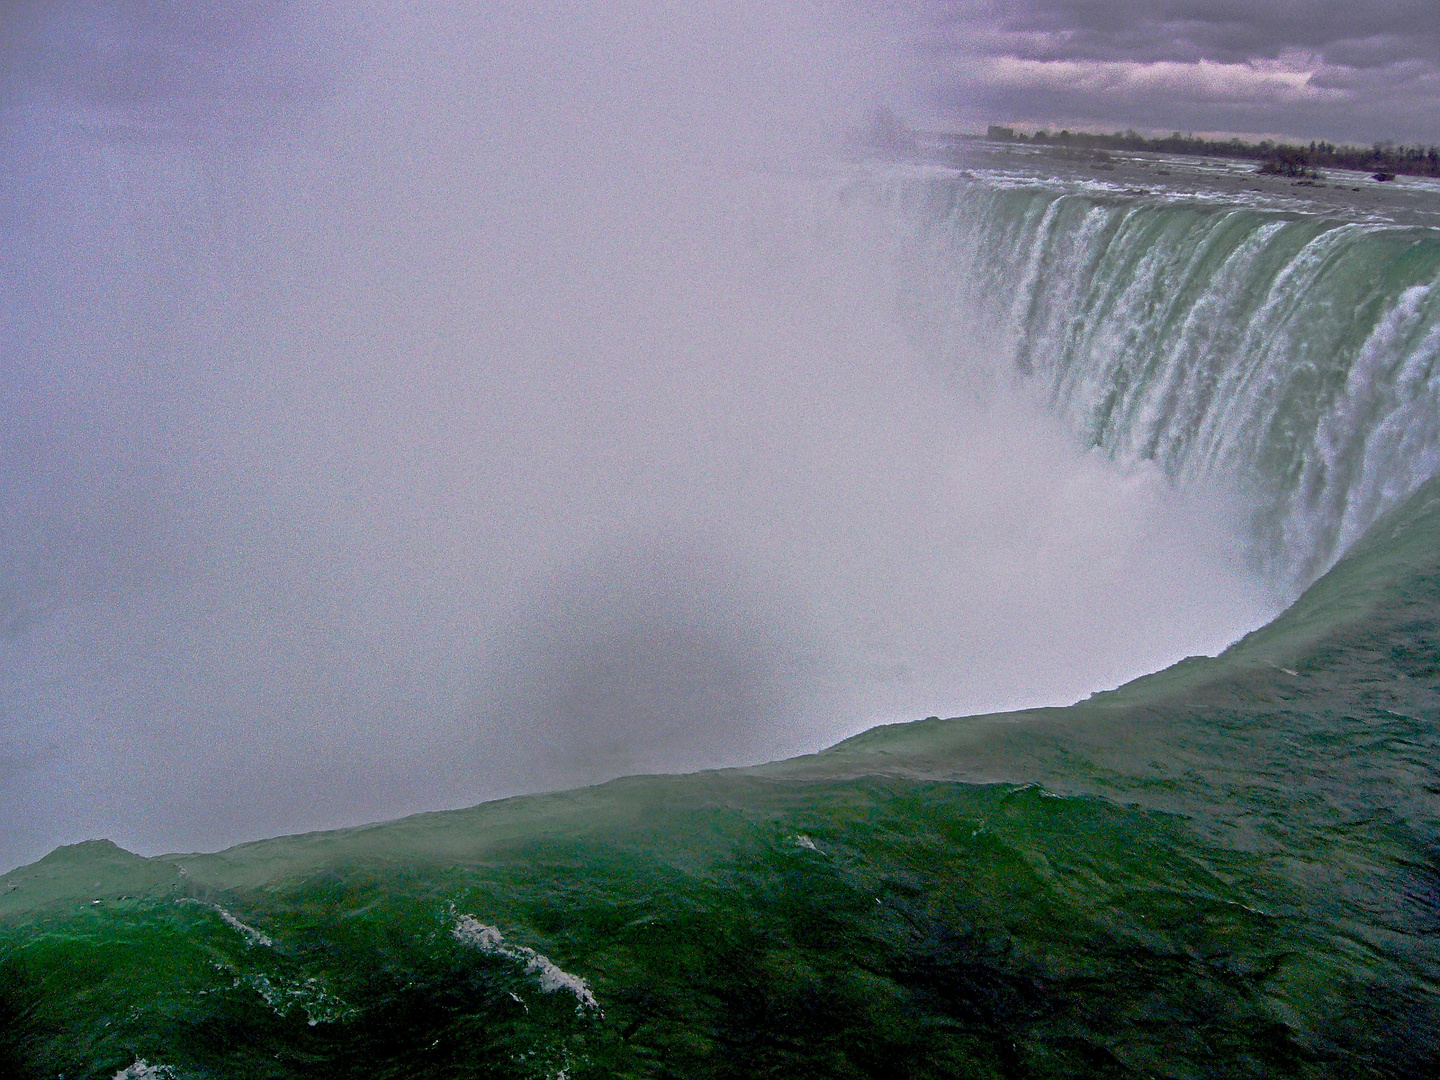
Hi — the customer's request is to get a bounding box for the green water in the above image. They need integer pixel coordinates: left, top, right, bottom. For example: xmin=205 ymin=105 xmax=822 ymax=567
xmin=3 ymin=475 xmax=1437 ymax=1078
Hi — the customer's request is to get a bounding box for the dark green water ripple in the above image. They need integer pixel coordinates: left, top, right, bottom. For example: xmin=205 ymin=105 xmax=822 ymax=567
xmin=2 ymin=480 xmax=1438 ymax=1078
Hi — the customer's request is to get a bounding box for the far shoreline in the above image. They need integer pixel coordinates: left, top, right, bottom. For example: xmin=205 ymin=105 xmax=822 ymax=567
xmin=945 ymin=125 xmax=1440 ymax=182
xmin=889 ymin=134 xmax=1440 ymax=229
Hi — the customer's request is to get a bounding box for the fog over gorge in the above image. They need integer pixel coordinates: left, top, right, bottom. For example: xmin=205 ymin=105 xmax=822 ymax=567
xmin=0 ymin=2 xmax=1282 ymax=870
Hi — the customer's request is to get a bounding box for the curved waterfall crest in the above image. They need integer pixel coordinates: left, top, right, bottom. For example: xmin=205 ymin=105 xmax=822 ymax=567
xmin=882 ymin=171 xmax=1440 ymax=590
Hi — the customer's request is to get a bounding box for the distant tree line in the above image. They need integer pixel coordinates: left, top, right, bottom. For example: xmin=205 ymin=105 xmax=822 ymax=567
xmin=982 ymin=125 xmax=1440 ymax=180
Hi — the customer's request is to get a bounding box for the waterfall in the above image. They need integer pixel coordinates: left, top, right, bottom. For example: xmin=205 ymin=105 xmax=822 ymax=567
xmin=880 ymin=170 xmax=1440 ymax=589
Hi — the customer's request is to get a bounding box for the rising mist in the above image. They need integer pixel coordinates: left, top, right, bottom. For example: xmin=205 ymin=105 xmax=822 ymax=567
xmin=0 ymin=2 xmax=1276 ymax=869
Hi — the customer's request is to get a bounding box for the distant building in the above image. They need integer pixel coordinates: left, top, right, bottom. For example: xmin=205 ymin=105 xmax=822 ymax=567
xmin=987 ymin=125 xmax=1016 ymax=141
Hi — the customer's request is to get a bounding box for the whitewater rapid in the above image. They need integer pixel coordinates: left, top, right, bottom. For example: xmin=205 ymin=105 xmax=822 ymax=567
xmin=873 ymin=151 xmax=1440 ymax=591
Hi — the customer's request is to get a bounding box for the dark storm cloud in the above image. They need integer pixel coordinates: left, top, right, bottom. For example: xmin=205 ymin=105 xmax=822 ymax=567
xmin=941 ymin=1 xmax=1440 ymax=66
xmin=923 ymin=1 xmax=1440 ymax=143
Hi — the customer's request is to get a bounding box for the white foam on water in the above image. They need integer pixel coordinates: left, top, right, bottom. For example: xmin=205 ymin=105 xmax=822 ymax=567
xmin=113 ymin=1062 xmax=176 ymax=1080
xmin=452 ymin=912 xmax=599 ymax=1011
xmin=177 ymin=898 xmax=273 ymax=947
xmin=236 ymin=972 xmax=355 ymax=1026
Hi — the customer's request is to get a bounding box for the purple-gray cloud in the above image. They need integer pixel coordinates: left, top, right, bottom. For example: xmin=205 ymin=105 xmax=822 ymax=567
xmin=920 ymin=1 xmax=1440 ymax=143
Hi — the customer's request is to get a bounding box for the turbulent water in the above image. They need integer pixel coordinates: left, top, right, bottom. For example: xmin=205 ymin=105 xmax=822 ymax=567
xmin=3 ymin=150 xmax=1439 ymax=1079
xmin=878 ymin=153 xmax=1440 ymax=589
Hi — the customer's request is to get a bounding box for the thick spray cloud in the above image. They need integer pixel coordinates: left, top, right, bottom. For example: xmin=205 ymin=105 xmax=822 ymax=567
xmin=0 ymin=2 xmax=1275 ymax=870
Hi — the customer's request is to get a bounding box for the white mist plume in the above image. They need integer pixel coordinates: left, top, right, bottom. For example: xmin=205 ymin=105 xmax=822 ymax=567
xmin=0 ymin=2 xmax=1274 ymax=868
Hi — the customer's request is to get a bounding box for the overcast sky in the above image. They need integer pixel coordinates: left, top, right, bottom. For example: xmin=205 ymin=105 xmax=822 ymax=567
xmin=916 ymin=0 xmax=1440 ymax=145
